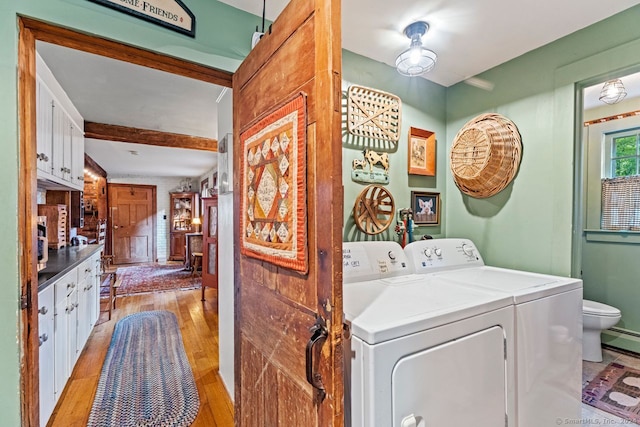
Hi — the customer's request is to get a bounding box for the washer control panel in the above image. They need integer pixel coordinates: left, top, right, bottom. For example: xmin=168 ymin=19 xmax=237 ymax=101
xmin=343 ymin=241 xmax=411 ymax=283
xmin=404 ymin=238 xmax=484 ymax=274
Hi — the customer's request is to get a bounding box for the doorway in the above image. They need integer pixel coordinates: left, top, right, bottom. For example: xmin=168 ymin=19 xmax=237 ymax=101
xmin=18 ymin=17 xmax=232 ymax=426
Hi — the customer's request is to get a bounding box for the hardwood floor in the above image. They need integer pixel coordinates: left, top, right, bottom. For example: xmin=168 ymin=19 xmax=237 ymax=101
xmin=47 ymin=288 xmax=234 ymax=427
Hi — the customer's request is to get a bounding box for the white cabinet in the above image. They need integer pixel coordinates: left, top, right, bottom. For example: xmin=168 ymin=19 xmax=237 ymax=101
xmin=36 ymin=79 xmax=53 ymax=175
xmin=76 ymin=255 xmax=97 ymax=351
xmin=36 ymin=53 xmax=84 ymax=191
xmin=41 ymin=249 xmax=103 ymax=426
xmin=71 ymin=124 xmax=85 ymax=188
xmin=38 ymin=285 xmax=55 ymax=427
xmin=53 ymin=269 xmax=75 ymax=400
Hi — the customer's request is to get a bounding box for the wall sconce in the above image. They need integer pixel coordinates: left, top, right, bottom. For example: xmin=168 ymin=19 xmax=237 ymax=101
xmin=599 ymin=79 xmax=627 ymax=105
xmin=396 ymin=21 xmax=438 ymax=77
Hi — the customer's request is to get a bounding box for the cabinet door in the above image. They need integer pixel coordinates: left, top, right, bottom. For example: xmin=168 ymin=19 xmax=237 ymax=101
xmin=170 ymin=232 xmax=186 ymax=261
xmin=70 ymin=123 xmax=84 ymax=188
xmin=202 ymin=197 xmax=218 ymax=290
xmin=53 ymin=270 xmax=75 ymax=398
xmin=76 ymin=260 xmax=92 ymax=352
xmin=36 ymin=79 xmax=54 ymax=175
xmin=62 ymin=114 xmax=73 ymax=182
xmin=51 ymin=100 xmax=66 ymax=180
xmin=38 ymin=285 xmax=55 ymax=427
xmin=67 ymin=288 xmax=78 ymax=367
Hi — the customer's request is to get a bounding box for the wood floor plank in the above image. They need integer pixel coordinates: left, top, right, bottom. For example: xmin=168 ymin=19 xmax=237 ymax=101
xmin=47 ymin=288 xmax=233 ymax=426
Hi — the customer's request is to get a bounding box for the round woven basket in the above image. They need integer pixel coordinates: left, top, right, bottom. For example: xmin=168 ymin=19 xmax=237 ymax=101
xmin=449 ymin=113 xmax=522 ymax=198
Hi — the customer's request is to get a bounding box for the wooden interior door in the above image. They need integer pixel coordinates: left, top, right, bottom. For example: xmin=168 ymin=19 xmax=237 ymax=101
xmin=108 ymin=184 xmax=156 ymax=264
xmin=233 ymin=0 xmax=343 ymax=424
xmin=201 ymin=196 xmax=218 ymax=299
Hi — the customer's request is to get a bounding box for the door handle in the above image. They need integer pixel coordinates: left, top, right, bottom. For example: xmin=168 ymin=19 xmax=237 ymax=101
xmin=305 ymin=315 xmax=328 ymax=402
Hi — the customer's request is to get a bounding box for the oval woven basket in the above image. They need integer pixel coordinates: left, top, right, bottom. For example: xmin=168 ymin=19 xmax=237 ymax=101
xmin=450 ymin=113 xmax=522 ymax=198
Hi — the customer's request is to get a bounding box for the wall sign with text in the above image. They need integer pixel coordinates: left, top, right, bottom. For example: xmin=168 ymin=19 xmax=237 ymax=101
xmin=89 ymin=0 xmax=196 ymax=37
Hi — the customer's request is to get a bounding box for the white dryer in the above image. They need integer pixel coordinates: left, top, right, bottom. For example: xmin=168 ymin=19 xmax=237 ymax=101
xmin=343 ymin=241 xmax=515 ymax=427
xmin=404 ymin=238 xmax=582 ymax=427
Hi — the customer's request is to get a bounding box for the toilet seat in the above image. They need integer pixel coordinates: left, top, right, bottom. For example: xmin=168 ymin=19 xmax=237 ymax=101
xmin=583 ymin=299 xmax=621 ymax=317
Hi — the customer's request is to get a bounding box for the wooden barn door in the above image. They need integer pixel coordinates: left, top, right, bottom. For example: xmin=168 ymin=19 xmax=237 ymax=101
xmin=233 ymin=0 xmax=343 ymax=425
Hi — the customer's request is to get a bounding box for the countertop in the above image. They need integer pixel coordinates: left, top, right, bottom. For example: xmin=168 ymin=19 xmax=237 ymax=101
xmin=38 ymin=244 xmax=103 ymax=292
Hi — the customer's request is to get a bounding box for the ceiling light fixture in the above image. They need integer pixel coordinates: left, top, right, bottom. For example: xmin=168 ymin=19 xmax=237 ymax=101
xmin=396 ymin=21 xmax=437 ymax=77
xmin=599 ymin=78 xmax=627 ymax=105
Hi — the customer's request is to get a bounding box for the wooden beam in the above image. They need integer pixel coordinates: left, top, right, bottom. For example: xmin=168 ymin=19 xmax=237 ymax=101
xmin=84 ymin=154 xmax=108 ymax=178
xmin=84 ymin=122 xmax=218 ymax=152
xmin=20 ymin=17 xmax=233 ymax=88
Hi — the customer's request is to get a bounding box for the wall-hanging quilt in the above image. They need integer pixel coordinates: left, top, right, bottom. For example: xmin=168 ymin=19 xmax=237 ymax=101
xmin=240 ymin=93 xmax=308 ymax=273
xmin=450 ymin=113 xmax=522 ymax=198
xmin=347 ymin=85 xmax=402 ymax=143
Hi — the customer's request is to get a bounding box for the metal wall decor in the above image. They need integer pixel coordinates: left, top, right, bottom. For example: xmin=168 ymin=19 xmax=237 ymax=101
xmin=351 ymin=149 xmax=390 ymax=184
xmin=346 ymin=85 xmax=402 ymax=143
xmin=353 ymin=185 xmax=395 ymax=235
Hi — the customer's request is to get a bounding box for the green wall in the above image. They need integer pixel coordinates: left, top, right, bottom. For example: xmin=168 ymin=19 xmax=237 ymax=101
xmin=0 ymin=0 xmax=258 ymax=422
xmin=445 ymin=5 xmax=640 ymax=275
xmin=341 ymin=50 xmax=446 ymax=243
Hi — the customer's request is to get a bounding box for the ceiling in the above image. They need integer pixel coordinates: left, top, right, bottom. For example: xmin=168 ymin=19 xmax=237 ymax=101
xmin=36 ymin=1 xmax=640 ymax=177
xmin=220 ymin=0 xmax=640 ymax=87
xmin=36 ymin=41 xmax=223 ymax=178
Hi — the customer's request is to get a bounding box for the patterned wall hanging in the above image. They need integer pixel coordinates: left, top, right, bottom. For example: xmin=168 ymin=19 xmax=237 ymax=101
xmin=240 ymin=93 xmax=308 ymax=273
xmin=347 ymin=85 xmax=402 ymax=143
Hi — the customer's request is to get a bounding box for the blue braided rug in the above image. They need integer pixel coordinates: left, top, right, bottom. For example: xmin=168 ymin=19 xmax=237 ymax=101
xmin=88 ymin=311 xmax=200 ymax=427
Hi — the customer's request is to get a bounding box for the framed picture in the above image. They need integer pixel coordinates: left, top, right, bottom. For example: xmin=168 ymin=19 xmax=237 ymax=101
xmin=408 ymin=127 xmax=436 ymax=176
xmin=200 ymin=178 xmax=209 ymax=197
xmin=411 ymin=191 xmax=440 ymax=225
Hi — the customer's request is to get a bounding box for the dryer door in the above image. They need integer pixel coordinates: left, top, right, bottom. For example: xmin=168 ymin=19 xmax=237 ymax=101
xmin=392 ymin=326 xmax=507 ymax=427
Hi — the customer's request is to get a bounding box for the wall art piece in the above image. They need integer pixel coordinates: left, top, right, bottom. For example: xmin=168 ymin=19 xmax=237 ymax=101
xmin=411 ymin=191 xmax=440 ymax=226
xmin=351 ymin=149 xmax=390 ymax=184
xmin=408 ymin=127 xmax=436 ymax=176
xmin=450 ymin=113 xmax=522 ymax=198
xmin=353 ymin=185 xmax=395 ymax=235
xmin=240 ymin=93 xmax=308 ymax=273
xmin=347 ymin=85 xmax=402 ymax=143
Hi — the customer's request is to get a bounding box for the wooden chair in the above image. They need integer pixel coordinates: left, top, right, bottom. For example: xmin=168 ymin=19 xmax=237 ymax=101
xmin=97 ymin=219 xmax=119 ymax=319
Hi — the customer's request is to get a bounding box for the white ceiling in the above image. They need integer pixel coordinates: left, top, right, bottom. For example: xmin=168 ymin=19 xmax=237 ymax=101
xmin=220 ymin=0 xmax=640 ymax=87
xmin=36 ymin=1 xmax=640 ymax=178
xmin=36 ymin=41 xmax=222 ymax=178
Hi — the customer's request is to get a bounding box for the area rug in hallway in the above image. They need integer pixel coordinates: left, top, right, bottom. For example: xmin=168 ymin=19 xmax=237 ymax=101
xmin=88 ymin=311 xmax=200 ymax=427
xmin=102 ymin=264 xmax=201 ymax=297
xmin=583 ymin=362 xmax=640 ymax=423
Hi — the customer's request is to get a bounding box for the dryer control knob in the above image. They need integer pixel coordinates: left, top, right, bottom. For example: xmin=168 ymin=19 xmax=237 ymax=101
xmin=462 ymin=243 xmax=475 ymax=257
xmin=400 ymin=414 xmax=417 ymax=427
xmin=423 ymin=248 xmax=433 ymax=258
xmin=434 ymin=247 xmax=442 ymax=257
xmin=388 ymin=250 xmax=396 ymax=261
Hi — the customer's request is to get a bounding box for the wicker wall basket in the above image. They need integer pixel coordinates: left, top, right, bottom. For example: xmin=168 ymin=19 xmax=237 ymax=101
xmin=449 ymin=113 xmax=522 ymax=198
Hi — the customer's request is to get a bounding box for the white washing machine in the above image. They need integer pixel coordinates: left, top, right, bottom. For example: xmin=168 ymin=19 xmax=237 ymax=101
xmin=343 ymin=241 xmax=515 ymax=427
xmin=404 ymin=238 xmax=582 ymax=427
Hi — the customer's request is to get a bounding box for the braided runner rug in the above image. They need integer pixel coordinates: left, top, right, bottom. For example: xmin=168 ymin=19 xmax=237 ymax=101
xmin=88 ymin=311 xmax=200 ymax=427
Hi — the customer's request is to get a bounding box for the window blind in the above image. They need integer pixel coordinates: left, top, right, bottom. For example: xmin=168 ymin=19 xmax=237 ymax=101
xmin=601 ymin=176 xmax=640 ymax=231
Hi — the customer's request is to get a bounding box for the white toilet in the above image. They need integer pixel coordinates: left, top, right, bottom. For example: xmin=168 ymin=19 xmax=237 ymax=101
xmin=582 ymin=299 xmax=621 ymax=362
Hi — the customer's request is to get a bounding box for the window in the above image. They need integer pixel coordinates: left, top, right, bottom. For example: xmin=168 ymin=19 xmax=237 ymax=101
xmin=607 ymin=129 xmax=640 ymax=178
xmin=602 ymin=128 xmax=640 ymax=231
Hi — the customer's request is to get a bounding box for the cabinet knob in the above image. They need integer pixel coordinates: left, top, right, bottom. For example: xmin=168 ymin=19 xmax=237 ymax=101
xmin=36 ymin=153 xmax=49 ymax=162
xmin=39 ymin=334 xmax=48 ymax=346
xmin=38 ymin=306 xmax=48 ymax=315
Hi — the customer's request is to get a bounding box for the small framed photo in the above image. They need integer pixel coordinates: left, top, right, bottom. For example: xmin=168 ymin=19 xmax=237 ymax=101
xmin=411 ymin=191 xmax=440 ymax=226
xmin=408 ymin=127 xmax=436 ymax=176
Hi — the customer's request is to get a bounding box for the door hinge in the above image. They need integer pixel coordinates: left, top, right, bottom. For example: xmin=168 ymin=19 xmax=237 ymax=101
xmin=20 ymin=279 xmax=31 ymax=310
xmin=20 ymin=294 xmax=29 ymax=310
